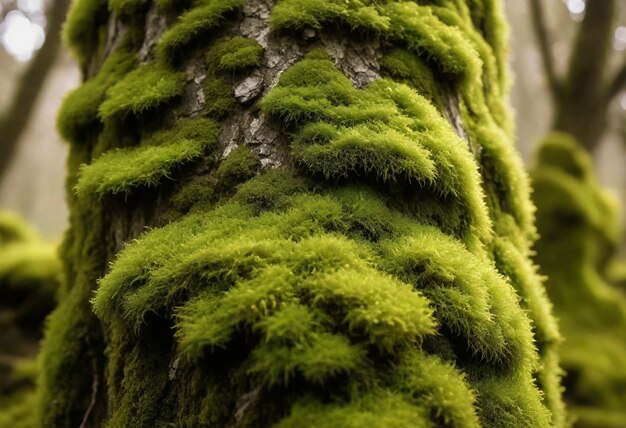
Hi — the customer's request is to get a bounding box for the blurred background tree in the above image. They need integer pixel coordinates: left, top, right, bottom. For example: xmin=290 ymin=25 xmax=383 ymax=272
xmin=0 ymin=0 xmax=77 ymax=239
xmin=521 ymin=1 xmax=626 ymax=426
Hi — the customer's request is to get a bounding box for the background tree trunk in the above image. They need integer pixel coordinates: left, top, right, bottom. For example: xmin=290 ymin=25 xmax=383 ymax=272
xmin=40 ymin=0 xmax=566 ymax=426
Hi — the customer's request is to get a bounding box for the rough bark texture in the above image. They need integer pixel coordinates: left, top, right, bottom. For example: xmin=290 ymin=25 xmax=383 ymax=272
xmin=40 ymin=0 xmax=565 ymax=427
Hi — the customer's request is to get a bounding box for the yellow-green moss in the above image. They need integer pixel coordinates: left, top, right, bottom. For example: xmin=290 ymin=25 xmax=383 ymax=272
xmin=99 ymin=62 xmax=186 ymax=120
xmin=207 ymin=37 xmax=264 ymax=72
xmin=43 ymin=0 xmax=565 ymax=426
xmin=108 ymin=0 xmax=148 ymax=15
xmin=215 ymin=145 xmax=260 ymax=190
xmin=75 ymin=118 xmax=218 ymax=199
xmin=156 ymin=0 xmax=246 ymax=63
xmin=261 ymin=51 xmax=491 ymax=251
xmin=57 ymin=49 xmax=137 ymax=143
xmin=63 ymin=0 xmax=108 ymax=67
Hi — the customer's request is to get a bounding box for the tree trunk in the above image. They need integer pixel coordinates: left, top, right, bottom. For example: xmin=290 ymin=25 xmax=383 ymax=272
xmin=40 ymin=0 xmax=566 ymax=426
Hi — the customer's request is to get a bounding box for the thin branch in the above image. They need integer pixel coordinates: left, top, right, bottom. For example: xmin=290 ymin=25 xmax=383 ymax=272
xmin=605 ymin=58 xmax=626 ymax=101
xmin=529 ymin=0 xmax=562 ymax=99
xmin=78 ymin=365 xmax=99 ymax=428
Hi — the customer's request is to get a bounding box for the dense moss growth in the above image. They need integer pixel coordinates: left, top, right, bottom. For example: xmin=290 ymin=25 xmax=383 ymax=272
xmin=41 ymin=0 xmax=566 ymax=426
xmin=207 ymin=37 xmax=264 ymax=72
xmin=98 ymin=63 xmax=187 ymax=120
xmin=532 ymin=133 xmax=626 ymax=427
xmin=75 ymin=118 xmax=219 ymax=199
xmin=156 ymin=0 xmax=246 ymax=63
xmin=0 ymin=212 xmax=60 ymax=428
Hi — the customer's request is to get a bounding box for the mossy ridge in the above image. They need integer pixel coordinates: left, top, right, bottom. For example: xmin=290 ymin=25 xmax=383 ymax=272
xmin=271 ymin=0 xmax=532 ymax=247
xmin=75 ymin=118 xmax=219 ymax=199
xmin=57 ymin=48 xmax=137 ymax=144
xmin=99 ymin=62 xmax=187 ymax=120
xmin=261 ymin=52 xmax=491 ymax=252
xmin=532 ymin=133 xmax=626 ymax=427
xmin=94 ymin=172 xmax=547 ymax=425
xmin=156 ymin=0 xmax=246 ymax=64
xmin=63 ymin=0 xmax=109 ymax=67
xmin=92 ymin=181 xmax=474 ymax=425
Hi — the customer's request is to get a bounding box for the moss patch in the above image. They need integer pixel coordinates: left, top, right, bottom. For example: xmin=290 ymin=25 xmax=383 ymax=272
xmin=99 ymin=63 xmax=186 ymax=120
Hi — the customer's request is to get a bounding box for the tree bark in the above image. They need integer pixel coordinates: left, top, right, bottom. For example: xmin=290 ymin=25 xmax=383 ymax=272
xmin=40 ymin=0 xmax=566 ymax=426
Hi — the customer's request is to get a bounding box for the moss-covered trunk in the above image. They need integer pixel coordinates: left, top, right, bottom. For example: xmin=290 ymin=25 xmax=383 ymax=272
xmin=40 ymin=0 xmax=565 ymax=426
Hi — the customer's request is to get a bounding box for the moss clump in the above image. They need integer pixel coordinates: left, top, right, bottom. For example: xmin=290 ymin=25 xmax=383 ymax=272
xmin=532 ymin=133 xmax=626 ymax=427
xmin=57 ymin=49 xmax=136 ymax=144
xmin=99 ymin=63 xmax=186 ymax=120
xmin=380 ymin=48 xmax=441 ymax=108
xmin=203 ymin=78 xmax=237 ymax=117
xmin=75 ymin=118 xmax=218 ymax=199
xmin=261 ymin=51 xmax=490 ymax=251
xmin=156 ymin=0 xmax=246 ymax=63
xmin=207 ymin=37 xmax=264 ymax=72
xmin=63 ymin=0 xmax=108 ymax=67
xmin=215 ymin=145 xmax=260 ymax=190
xmin=270 ymin=0 xmax=390 ymax=33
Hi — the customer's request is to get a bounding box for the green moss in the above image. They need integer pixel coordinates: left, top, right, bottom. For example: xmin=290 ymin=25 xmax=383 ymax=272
xmin=156 ymin=0 xmax=246 ymax=63
xmin=75 ymin=118 xmax=218 ymax=199
xmin=261 ymin=52 xmax=490 ymax=251
xmin=215 ymin=146 xmax=260 ymax=190
xmin=44 ymin=0 xmax=565 ymax=425
xmin=203 ymin=78 xmax=236 ymax=117
xmin=0 ymin=211 xmax=38 ymax=244
xmin=63 ymin=0 xmax=108 ymax=66
xmin=99 ymin=63 xmax=186 ymax=120
xmin=270 ymin=0 xmax=390 ymax=33
xmin=57 ymin=49 xmax=137 ymax=144
xmin=207 ymin=37 xmax=264 ymax=72
xmin=108 ymin=0 xmax=148 ymax=15
xmin=532 ymin=133 xmax=626 ymax=427
xmin=0 ymin=212 xmax=60 ymax=322
xmin=380 ymin=48 xmax=441 ymax=107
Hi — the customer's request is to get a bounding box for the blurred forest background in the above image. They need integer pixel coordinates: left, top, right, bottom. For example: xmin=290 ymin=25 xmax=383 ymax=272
xmin=1 ymin=0 xmax=625 ymax=240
